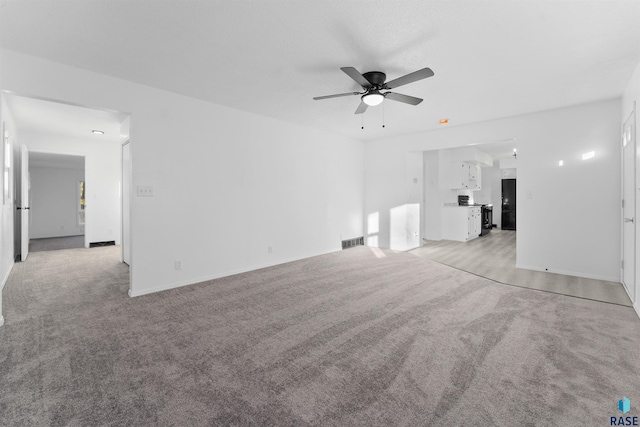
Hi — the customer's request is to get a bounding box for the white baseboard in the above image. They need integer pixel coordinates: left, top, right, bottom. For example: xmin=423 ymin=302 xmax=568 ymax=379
xmin=620 ymin=281 xmax=640 ymax=318
xmin=1 ymin=260 xmax=14 ymax=291
xmin=1 ymin=261 xmax=14 ymax=327
xmin=128 ymin=248 xmax=340 ymax=298
xmin=515 ymin=263 xmax=619 ymax=283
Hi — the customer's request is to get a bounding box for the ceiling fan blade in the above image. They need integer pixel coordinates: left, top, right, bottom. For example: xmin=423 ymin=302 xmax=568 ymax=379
xmin=313 ymin=92 xmax=361 ymax=100
xmin=341 ymin=67 xmax=372 ymax=88
xmin=384 ymin=92 xmax=423 ymax=105
xmin=384 ymin=67 xmax=434 ymax=89
xmin=355 ymin=101 xmax=368 ymax=114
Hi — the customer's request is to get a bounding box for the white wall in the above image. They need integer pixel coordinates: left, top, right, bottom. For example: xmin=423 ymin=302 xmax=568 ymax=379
xmin=389 ymin=152 xmax=422 ymax=251
xmin=365 ymin=98 xmax=621 ymax=282
xmin=423 ymin=150 xmax=441 ymax=240
xmin=475 ymin=161 xmax=507 ymax=229
xmin=30 ymin=166 xmax=85 ymax=239
xmin=622 ymin=60 xmax=640 ymax=120
xmin=0 ymin=96 xmax=18 ymax=326
xmin=515 ymin=101 xmax=621 ymax=280
xmin=23 ymin=132 xmax=120 ymax=246
xmin=473 ymin=163 xmax=501 ymax=226
xmin=0 ymin=49 xmax=364 ymax=297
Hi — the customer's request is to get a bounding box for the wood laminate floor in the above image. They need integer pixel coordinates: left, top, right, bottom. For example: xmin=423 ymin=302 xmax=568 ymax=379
xmin=410 ymin=229 xmax=632 ymax=306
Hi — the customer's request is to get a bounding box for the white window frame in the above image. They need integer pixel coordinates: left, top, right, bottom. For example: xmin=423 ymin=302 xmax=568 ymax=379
xmin=78 ymin=180 xmax=85 ymax=226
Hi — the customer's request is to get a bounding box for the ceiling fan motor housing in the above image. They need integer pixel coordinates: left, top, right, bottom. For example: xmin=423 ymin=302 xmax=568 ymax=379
xmin=362 ymin=71 xmax=386 ymax=87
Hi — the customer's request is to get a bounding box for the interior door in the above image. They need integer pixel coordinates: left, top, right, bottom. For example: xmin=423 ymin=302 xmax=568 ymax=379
xmin=20 ymin=145 xmax=30 ymax=261
xmin=122 ymin=141 xmax=131 ymax=265
xmin=502 ymin=179 xmax=516 ymax=230
xmin=622 ymin=108 xmax=636 ymax=302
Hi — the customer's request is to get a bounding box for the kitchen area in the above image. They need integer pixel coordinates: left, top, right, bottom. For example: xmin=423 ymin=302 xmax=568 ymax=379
xmin=423 ymin=144 xmax=517 ymax=243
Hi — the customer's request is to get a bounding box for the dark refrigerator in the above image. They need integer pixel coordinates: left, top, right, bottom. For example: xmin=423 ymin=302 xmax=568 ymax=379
xmin=502 ymin=179 xmax=516 ymax=230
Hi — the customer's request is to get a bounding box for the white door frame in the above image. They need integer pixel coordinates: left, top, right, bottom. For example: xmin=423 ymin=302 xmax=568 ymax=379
xmin=27 ymin=149 xmax=87 ymax=247
xmin=20 ymin=145 xmax=30 ymax=261
xmin=622 ymin=104 xmax=637 ymax=311
xmin=121 ymin=140 xmax=131 ymax=267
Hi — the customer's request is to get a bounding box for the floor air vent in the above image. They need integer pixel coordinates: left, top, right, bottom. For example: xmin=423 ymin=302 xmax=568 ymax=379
xmin=342 ymin=236 xmax=364 ymax=249
xmin=90 ymin=241 xmax=116 ymax=248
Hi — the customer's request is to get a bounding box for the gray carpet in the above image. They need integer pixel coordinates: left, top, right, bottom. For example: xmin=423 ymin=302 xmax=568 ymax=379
xmin=1 ymin=245 xmax=639 ymax=426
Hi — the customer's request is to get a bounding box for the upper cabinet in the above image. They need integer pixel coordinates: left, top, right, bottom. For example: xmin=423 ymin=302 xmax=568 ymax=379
xmin=447 ymin=147 xmax=491 ymax=191
xmin=450 ymin=161 xmax=481 ymax=190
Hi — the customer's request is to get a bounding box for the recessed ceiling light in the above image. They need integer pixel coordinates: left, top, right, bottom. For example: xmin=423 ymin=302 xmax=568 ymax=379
xmin=439 ymin=119 xmax=449 ymax=125
xmin=92 ymin=130 xmax=104 ymax=135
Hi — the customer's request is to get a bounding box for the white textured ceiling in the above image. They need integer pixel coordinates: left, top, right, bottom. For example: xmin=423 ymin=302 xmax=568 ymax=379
xmin=1 ymin=0 xmax=639 ymax=142
xmin=4 ymin=94 xmax=126 ymax=143
xmin=30 ymin=151 xmax=84 ymax=170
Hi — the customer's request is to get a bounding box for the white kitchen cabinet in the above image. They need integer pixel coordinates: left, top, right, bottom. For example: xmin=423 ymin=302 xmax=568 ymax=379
xmin=468 ymin=206 xmax=481 ymax=237
xmin=450 ymin=162 xmax=470 ymax=189
xmin=450 ymin=162 xmax=481 ymax=190
xmin=442 ymin=206 xmax=482 ymax=242
xmin=469 ymin=164 xmax=479 ymax=180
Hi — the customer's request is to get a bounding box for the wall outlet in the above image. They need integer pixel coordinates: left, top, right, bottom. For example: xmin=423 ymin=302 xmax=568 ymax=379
xmin=60 ymin=225 xmax=64 ymax=230
xmin=137 ymin=185 xmax=154 ymax=197
xmin=174 ymin=260 xmax=182 ymax=270
xmin=107 ymin=229 xmax=113 ymax=235
xmin=268 ymin=246 xmax=273 ymax=254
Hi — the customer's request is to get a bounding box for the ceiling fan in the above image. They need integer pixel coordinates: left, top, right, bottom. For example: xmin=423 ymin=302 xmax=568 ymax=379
xmin=313 ymin=66 xmax=434 ymax=114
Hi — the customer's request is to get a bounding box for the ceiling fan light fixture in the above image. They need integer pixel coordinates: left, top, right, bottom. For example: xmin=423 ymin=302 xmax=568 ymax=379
xmin=362 ymin=90 xmax=384 ymax=106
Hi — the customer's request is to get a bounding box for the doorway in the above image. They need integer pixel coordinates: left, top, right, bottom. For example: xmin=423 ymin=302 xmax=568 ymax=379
xmin=501 ymin=178 xmax=516 ymax=230
xmin=3 ymin=93 xmax=130 ymax=264
xmin=14 ymin=145 xmax=30 ymax=261
xmin=28 ymin=151 xmax=86 ymax=253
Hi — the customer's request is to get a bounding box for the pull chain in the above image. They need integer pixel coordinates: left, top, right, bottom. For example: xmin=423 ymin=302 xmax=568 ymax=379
xmin=361 ymin=113 xmax=364 ymax=130
xmin=382 ymin=102 xmax=385 ymax=128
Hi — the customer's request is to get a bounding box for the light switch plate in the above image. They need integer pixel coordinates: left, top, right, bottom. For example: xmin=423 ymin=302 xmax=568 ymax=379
xmin=137 ymin=185 xmax=154 ymax=197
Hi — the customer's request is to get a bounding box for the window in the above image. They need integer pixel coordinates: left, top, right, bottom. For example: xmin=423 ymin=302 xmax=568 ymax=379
xmin=78 ymin=180 xmax=85 ymax=226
